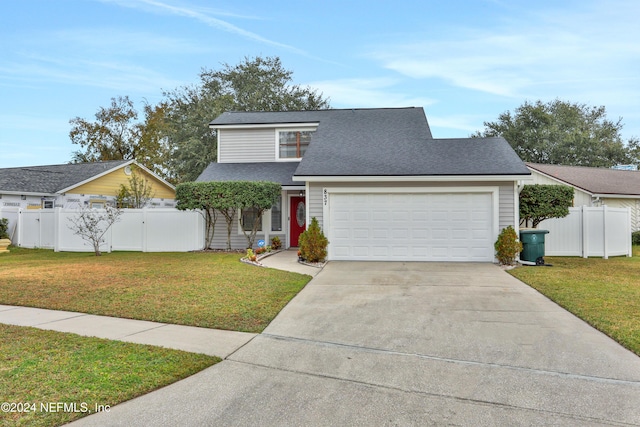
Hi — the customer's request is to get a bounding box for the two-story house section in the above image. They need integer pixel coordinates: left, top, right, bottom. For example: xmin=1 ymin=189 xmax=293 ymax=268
xmin=197 ymin=107 xmax=532 ymax=262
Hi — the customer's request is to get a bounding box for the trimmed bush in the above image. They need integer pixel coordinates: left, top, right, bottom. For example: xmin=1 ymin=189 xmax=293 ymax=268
xmin=495 ymin=225 xmax=523 ymax=265
xmin=298 ymin=217 xmax=328 ymax=263
xmin=271 ymin=236 xmax=282 ymax=250
xmin=0 ymin=218 xmax=9 ymax=239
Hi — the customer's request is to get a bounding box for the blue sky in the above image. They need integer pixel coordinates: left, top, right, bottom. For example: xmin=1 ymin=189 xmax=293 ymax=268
xmin=1 ymin=0 xmax=639 ymax=168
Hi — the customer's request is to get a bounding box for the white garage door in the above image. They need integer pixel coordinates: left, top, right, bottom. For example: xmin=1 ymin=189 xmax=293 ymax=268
xmin=328 ymin=192 xmax=494 ymax=262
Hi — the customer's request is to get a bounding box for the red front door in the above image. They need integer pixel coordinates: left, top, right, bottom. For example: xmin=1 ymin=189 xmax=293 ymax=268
xmin=290 ymin=196 xmax=306 ymax=246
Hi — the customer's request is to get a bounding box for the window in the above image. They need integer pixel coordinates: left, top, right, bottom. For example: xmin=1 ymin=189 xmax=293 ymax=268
xmin=42 ymin=200 xmax=54 ymax=209
xmin=278 ymin=130 xmax=314 ymax=159
xmin=271 ymin=198 xmax=282 ymax=231
xmin=241 ymin=207 xmax=262 ymax=232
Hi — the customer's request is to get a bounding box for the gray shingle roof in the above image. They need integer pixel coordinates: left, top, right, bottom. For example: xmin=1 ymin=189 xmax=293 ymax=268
xmin=209 ymin=107 xmax=529 ymax=177
xmin=196 ymin=162 xmax=301 ymax=187
xmin=527 ymin=163 xmax=640 ymax=196
xmin=0 ymin=160 xmax=130 ymax=194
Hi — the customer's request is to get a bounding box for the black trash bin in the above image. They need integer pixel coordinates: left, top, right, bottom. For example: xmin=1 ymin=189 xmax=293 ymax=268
xmin=520 ymin=229 xmax=549 ymax=265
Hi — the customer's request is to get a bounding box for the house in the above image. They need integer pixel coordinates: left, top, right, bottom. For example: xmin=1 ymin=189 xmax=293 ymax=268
xmin=0 ymin=160 xmax=176 ymax=210
xmin=527 ymin=162 xmax=640 ymax=231
xmin=197 ymin=107 xmax=531 ymax=261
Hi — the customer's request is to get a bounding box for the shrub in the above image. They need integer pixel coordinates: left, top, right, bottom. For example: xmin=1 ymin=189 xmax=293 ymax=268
xmin=0 ymin=218 xmax=9 ymax=240
xmin=633 ymin=231 xmax=640 ymax=246
xmin=519 ymin=184 xmax=574 ymax=228
xmin=271 ymin=236 xmax=282 ymax=250
xmin=298 ymin=217 xmax=328 ymax=263
xmin=494 ymin=226 xmax=523 ymax=265
xmin=255 ymin=247 xmax=266 ymax=255
xmin=246 ymin=248 xmax=257 ymax=262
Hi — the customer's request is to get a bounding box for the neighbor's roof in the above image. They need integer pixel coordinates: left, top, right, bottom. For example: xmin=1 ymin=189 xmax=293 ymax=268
xmin=196 ymin=162 xmax=301 ymax=187
xmin=527 ymin=163 xmax=640 ymax=196
xmin=211 ymin=107 xmax=529 ymax=177
xmin=0 ymin=160 xmax=130 ymax=194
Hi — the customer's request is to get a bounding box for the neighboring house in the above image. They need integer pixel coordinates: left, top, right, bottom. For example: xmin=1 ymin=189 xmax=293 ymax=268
xmin=198 ymin=107 xmax=531 ymax=262
xmin=527 ymin=162 xmax=640 ymax=231
xmin=0 ymin=160 xmax=176 ymax=210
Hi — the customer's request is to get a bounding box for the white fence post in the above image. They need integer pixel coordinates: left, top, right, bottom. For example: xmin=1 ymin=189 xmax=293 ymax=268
xmin=603 ymin=205 xmax=608 ymax=260
xmin=582 ymin=206 xmax=588 ymax=258
xmin=142 ymin=208 xmax=148 ymax=252
xmin=54 ymin=207 xmax=61 ymax=252
xmin=628 ymin=207 xmax=633 ymax=257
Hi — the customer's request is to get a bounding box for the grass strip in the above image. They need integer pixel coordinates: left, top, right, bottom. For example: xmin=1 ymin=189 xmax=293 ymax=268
xmin=509 ymin=246 xmax=640 ymax=356
xmin=0 ymin=324 xmax=220 ymax=427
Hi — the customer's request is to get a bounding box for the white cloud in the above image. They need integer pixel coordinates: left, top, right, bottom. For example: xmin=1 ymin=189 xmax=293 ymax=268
xmin=0 ymin=51 xmax=185 ymax=94
xmin=370 ymin=0 xmax=640 ymax=103
xmin=308 ymin=78 xmax=437 ymax=109
xmin=100 ymin=0 xmax=307 ymax=55
xmin=427 ymin=114 xmax=486 ymax=135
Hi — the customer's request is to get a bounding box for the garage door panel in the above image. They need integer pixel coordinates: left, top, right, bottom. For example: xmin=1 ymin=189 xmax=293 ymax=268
xmin=329 ymin=192 xmax=493 ymax=262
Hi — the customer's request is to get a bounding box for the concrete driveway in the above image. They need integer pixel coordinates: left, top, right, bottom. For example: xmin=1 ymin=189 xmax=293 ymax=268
xmin=71 ymin=262 xmax=640 ymax=426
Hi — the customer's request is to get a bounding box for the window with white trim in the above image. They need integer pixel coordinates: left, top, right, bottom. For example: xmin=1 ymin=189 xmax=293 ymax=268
xmin=241 ymin=207 xmax=262 ymax=232
xmin=271 ymin=197 xmax=282 ymax=231
xmin=278 ymin=129 xmax=315 ymax=159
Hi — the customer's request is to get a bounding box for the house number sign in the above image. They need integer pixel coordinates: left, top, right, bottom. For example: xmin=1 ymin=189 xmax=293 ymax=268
xmin=323 ymin=188 xmax=328 ymax=206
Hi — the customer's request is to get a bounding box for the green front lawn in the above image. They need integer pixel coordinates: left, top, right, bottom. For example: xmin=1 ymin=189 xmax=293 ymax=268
xmin=0 ymin=248 xmax=311 ymax=333
xmin=0 ymin=324 xmax=219 ymax=427
xmin=509 ymin=246 xmax=640 ymax=355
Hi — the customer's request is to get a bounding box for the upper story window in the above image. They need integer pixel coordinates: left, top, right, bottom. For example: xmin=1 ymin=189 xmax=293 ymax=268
xmin=278 ymin=129 xmax=315 ymax=160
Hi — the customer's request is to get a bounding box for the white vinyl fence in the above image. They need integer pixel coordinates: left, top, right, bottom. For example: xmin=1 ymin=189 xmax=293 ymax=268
xmin=0 ymin=207 xmax=205 ymax=253
xmin=539 ymin=206 xmax=632 ymax=258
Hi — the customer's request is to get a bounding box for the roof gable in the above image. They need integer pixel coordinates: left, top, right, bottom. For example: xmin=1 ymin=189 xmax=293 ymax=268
xmin=208 ymin=107 xmax=530 ymax=178
xmin=0 ymin=160 xmax=136 ymax=194
xmin=527 ymin=163 xmax=640 ymax=196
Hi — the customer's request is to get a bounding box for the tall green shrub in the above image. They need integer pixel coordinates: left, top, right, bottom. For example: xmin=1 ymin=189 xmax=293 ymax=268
xmin=520 ymin=184 xmax=574 ymax=228
xmin=299 ymin=217 xmax=328 ymax=263
xmin=494 ymin=226 xmax=523 ymax=265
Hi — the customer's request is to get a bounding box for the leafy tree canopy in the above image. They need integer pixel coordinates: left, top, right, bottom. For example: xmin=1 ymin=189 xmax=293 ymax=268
xmin=69 ymin=96 xmax=171 ymax=180
xmin=473 ymin=99 xmax=632 ymax=167
xmin=519 ymin=184 xmax=574 ymax=228
xmin=162 ymin=56 xmax=330 ymax=183
xmin=69 ymin=56 xmax=330 ymax=184
xmin=176 ymin=180 xmax=281 ymax=249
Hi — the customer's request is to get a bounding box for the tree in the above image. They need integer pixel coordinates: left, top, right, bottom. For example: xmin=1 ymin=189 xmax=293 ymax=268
xmin=162 ymin=56 xmax=330 ymax=183
xmin=473 ymin=99 xmax=630 ymax=167
xmin=175 ymin=181 xmax=281 ymax=250
xmin=519 ymin=185 xmax=574 ymax=228
xmin=116 ymin=165 xmax=155 ymax=208
xmin=175 ymin=181 xmax=219 ymax=249
xmin=236 ymin=181 xmax=282 ymax=248
xmin=67 ymin=205 xmax=122 ymax=256
xmin=69 ymin=96 xmax=171 ymax=181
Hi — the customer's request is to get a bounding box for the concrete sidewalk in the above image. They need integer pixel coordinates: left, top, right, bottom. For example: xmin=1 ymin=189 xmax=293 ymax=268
xmin=0 ymin=304 xmax=255 ymax=358
xmin=259 ymin=248 xmax=323 ymax=276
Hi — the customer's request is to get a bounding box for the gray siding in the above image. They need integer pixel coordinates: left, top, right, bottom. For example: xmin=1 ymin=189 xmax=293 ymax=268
xmin=206 ymin=190 xmax=293 ymax=250
xmin=498 ymin=183 xmax=514 ymax=230
xmin=308 ymin=184 xmax=323 ymax=229
xmin=309 ymin=181 xmax=517 ymax=232
xmin=218 ymin=129 xmax=275 ymax=163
